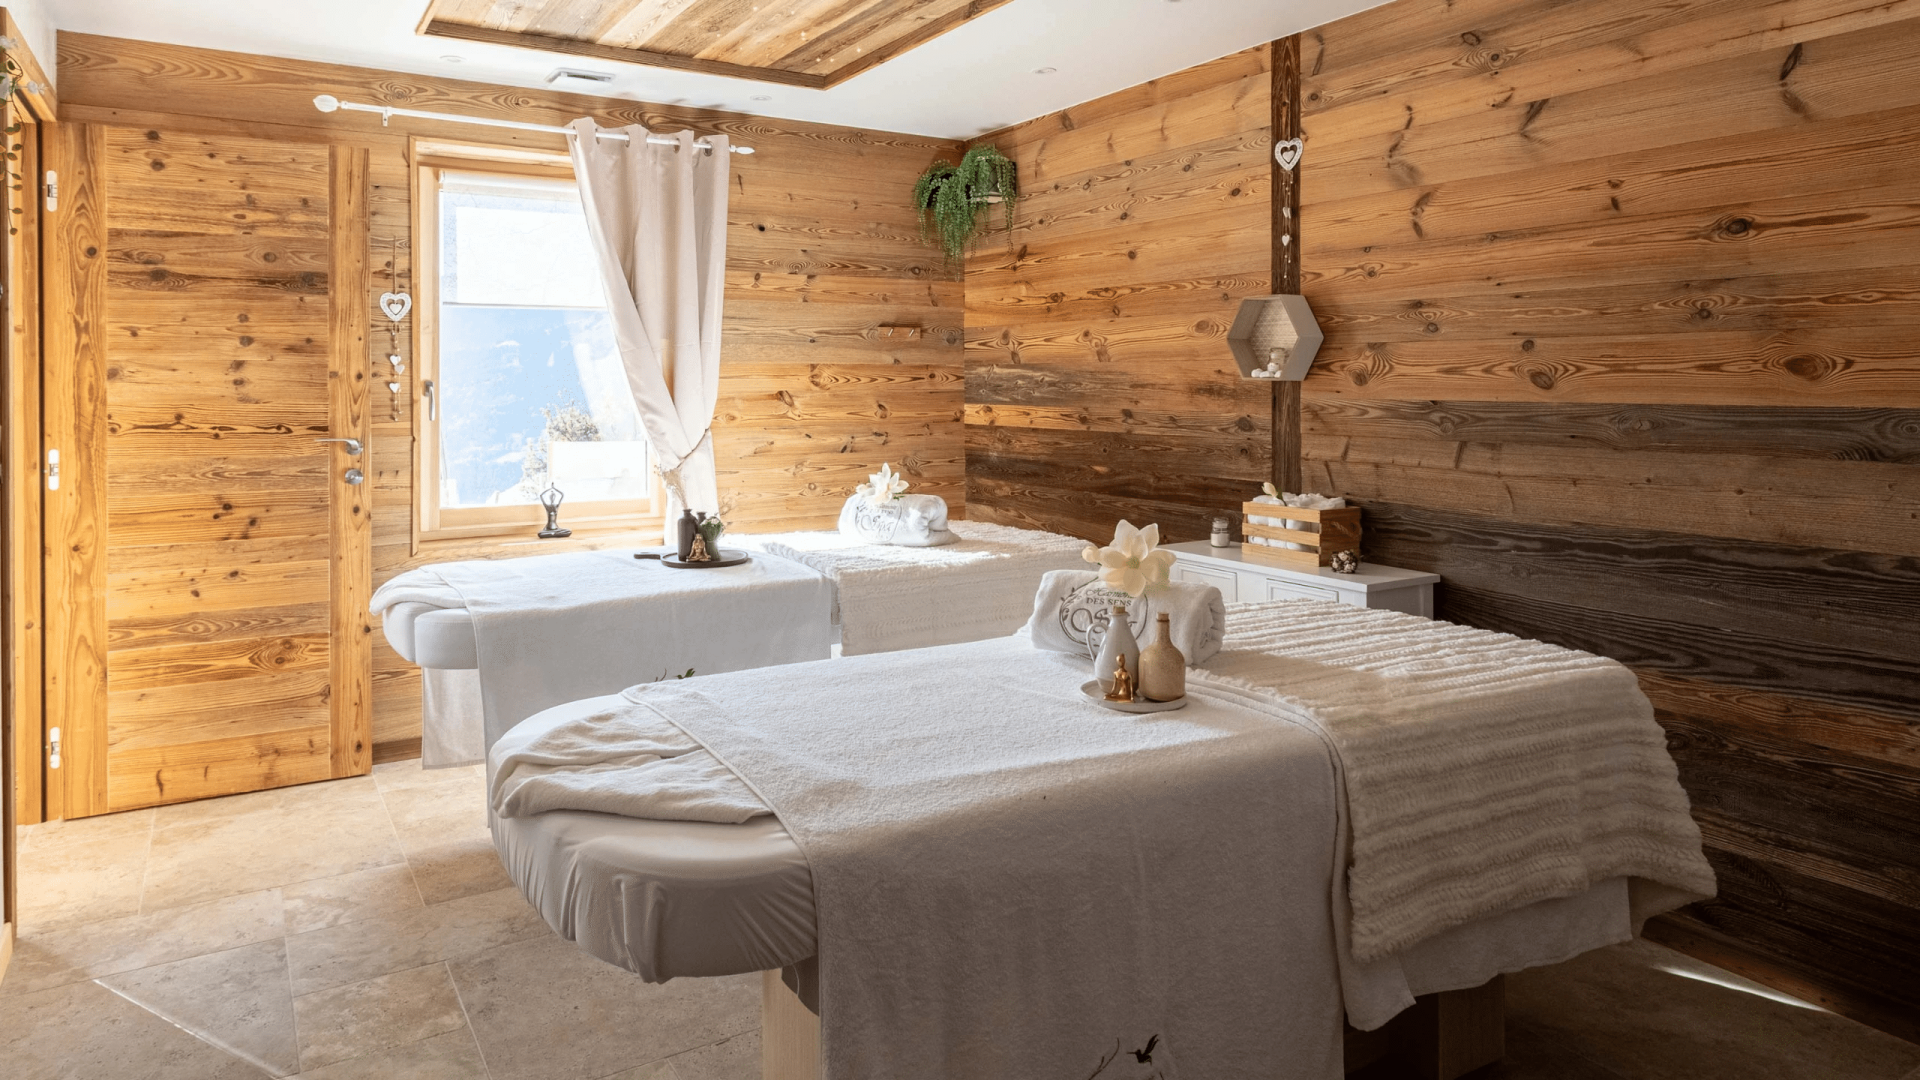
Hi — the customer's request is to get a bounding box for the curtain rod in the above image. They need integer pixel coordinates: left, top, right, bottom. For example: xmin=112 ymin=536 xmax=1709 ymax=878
xmin=311 ymin=95 xmax=756 ymax=154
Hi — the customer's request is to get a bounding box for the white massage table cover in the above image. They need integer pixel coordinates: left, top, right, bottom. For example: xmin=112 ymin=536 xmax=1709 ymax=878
xmin=370 ymin=549 xmax=833 ymax=766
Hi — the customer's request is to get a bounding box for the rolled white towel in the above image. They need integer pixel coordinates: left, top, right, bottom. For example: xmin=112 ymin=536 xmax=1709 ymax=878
xmin=1024 ymin=570 xmax=1225 ymax=665
xmin=1250 ymin=492 xmax=1347 ymax=550
xmin=1247 ymin=493 xmax=1284 ymax=547
xmin=837 ymin=493 xmax=957 ymax=547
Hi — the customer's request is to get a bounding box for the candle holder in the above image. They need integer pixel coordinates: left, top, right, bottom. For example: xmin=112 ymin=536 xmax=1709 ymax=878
xmin=537 ymin=483 xmax=572 ymax=539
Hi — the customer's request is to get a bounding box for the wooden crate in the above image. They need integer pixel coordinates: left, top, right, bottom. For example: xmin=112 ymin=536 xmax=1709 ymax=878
xmin=1241 ymin=501 xmax=1362 ymax=569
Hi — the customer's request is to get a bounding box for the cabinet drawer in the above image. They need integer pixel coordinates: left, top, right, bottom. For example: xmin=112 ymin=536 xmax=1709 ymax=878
xmin=1172 ymin=562 xmax=1238 ymax=602
xmin=1266 ymin=578 xmax=1339 ymax=604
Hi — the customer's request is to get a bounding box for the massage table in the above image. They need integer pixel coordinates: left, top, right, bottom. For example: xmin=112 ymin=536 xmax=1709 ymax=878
xmin=485 ymin=600 xmax=1715 ymax=1080
xmin=375 ymin=521 xmax=1089 ymax=767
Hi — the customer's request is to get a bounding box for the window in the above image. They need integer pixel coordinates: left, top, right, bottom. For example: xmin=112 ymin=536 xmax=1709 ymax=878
xmin=415 ymin=155 xmax=656 ymax=540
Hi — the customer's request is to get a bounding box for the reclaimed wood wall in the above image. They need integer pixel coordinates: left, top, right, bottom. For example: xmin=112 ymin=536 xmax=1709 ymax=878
xmin=1298 ymin=0 xmax=1920 ymax=1041
xmin=58 ymin=33 xmax=964 ymax=759
xmin=962 ymin=47 xmax=1276 ymax=543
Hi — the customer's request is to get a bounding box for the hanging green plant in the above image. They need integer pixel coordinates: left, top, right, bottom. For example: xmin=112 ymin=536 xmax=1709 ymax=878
xmin=912 ymin=144 xmax=1019 ymax=263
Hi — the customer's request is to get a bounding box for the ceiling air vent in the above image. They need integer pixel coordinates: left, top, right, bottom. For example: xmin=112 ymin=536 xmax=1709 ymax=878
xmin=547 ymin=68 xmax=616 ymax=90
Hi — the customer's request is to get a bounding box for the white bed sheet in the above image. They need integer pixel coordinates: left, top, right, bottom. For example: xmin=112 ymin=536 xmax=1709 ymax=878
xmin=494 ymin=693 xmax=1640 ymax=1024
xmin=371 ymin=549 xmax=831 ymax=767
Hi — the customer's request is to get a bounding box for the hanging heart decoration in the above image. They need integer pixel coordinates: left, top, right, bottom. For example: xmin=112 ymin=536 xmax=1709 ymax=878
xmin=1274 ymin=138 xmax=1303 ymax=172
xmin=379 ymin=291 xmax=412 ymax=322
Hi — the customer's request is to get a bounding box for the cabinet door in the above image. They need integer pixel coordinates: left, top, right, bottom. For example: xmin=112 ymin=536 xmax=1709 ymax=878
xmin=1172 ymin=561 xmax=1238 ymax=602
xmin=1265 ymin=578 xmax=1339 ymax=603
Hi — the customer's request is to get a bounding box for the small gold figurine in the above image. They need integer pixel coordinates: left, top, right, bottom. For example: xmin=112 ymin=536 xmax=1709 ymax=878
xmin=687 ymin=533 xmax=712 ymax=562
xmin=1104 ymin=655 xmax=1136 ymax=702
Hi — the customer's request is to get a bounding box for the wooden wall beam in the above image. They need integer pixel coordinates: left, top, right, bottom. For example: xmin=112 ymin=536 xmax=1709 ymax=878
xmin=1271 ymin=34 xmax=1303 ymax=496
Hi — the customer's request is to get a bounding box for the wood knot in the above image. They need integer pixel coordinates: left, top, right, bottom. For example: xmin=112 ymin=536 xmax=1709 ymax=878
xmin=1780 ymin=353 xmax=1843 ymax=382
xmin=1514 ymin=358 xmax=1569 ymax=391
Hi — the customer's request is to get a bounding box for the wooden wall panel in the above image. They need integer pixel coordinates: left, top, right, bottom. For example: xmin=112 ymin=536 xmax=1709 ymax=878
xmin=962 ymin=47 xmax=1276 ymax=543
xmin=1300 ymin=0 xmax=1920 ymax=1041
xmin=59 ymin=33 xmax=965 ymax=758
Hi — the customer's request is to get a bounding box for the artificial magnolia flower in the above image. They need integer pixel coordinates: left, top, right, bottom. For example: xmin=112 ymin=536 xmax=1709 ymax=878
xmin=1262 ymin=481 xmax=1281 ymax=498
xmin=1088 ymin=519 xmax=1174 ymax=598
xmin=856 ymin=462 xmax=910 ymax=506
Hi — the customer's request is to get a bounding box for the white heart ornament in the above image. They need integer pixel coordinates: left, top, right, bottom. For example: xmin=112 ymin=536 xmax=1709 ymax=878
xmin=1275 ymin=138 xmax=1303 ymax=172
xmin=379 ymin=292 xmax=412 ymax=322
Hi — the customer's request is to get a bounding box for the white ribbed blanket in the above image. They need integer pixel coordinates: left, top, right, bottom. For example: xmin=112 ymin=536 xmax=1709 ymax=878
xmin=1205 ymin=601 xmax=1716 ymax=961
xmin=738 ymin=520 xmax=1088 ymax=655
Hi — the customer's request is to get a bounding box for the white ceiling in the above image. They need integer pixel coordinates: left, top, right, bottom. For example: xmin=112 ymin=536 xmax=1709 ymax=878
xmin=43 ymin=0 xmax=1387 ymax=139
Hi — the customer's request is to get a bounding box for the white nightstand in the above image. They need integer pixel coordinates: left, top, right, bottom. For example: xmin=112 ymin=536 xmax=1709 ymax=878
xmin=1166 ymin=541 xmax=1439 ymax=617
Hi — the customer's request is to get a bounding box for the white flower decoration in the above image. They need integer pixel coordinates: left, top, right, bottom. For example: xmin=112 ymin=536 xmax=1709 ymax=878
xmin=1085 ymin=519 xmax=1174 ymax=598
xmin=855 ymin=462 xmax=910 ymax=506
xmin=1262 ymin=481 xmax=1280 ymax=499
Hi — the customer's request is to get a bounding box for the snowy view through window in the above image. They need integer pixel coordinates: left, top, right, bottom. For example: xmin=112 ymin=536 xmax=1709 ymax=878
xmin=438 ymin=171 xmax=648 ymax=509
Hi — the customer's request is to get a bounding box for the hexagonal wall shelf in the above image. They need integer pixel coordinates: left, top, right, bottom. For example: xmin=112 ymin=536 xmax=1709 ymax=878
xmin=1228 ymin=294 xmax=1323 ymax=381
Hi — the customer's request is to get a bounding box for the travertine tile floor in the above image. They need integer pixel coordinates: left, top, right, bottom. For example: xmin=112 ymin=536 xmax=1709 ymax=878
xmin=3 ymin=761 xmax=1916 ymax=1080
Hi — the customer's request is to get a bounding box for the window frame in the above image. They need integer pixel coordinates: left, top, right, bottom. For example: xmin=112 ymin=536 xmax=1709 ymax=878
xmin=410 ymin=143 xmax=661 ymax=545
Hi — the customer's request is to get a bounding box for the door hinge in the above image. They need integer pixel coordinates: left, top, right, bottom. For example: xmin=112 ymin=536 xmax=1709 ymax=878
xmin=46 ymin=447 xmax=59 ymax=490
xmin=48 ymin=726 xmax=61 ymax=770
xmin=44 ymin=169 xmax=57 ymax=213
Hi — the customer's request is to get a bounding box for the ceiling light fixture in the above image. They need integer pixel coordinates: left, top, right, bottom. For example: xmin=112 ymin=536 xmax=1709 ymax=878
xmin=1032 ymin=66 xmax=1057 ymax=75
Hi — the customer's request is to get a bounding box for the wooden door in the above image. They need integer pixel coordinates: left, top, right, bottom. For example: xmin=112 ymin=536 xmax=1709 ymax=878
xmin=44 ymin=123 xmax=371 ymax=817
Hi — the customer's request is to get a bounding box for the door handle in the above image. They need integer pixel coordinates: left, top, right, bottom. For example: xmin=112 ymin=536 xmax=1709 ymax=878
xmin=315 ymin=437 xmax=363 ymax=455
xmin=422 ymin=379 xmax=437 ymax=422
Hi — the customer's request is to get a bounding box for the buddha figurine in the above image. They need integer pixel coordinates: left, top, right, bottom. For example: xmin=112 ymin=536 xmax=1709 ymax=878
xmin=687 ymin=533 xmax=713 ymax=562
xmin=1105 ymin=655 xmax=1137 ymax=703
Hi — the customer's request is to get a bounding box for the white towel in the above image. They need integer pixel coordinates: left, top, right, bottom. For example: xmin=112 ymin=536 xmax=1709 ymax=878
xmin=836 ymin=493 xmax=956 ymax=547
xmin=740 ymin=521 xmax=1088 ymax=655
xmin=490 ymin=699 xmax=772 ymax=823
xmin=1024 ymin=569 xmax=1226 ymax=664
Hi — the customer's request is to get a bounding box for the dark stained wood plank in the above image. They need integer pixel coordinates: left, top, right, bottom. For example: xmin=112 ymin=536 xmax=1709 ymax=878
xmin=1273 ymin=34 xmax=1304 ymax=495
xmin=1356 ymin=499 xmax=1920 ymax=641
xmin=1648 ymin=854 xmax=1920 ymax=1044
xmin=1304 ymin=399 xmax=1920 ymax=463
xmin=1306 ymin=432 xmax=1920 ymax=557
xmin=1638 ymin=672 xmax=1920 ymax=776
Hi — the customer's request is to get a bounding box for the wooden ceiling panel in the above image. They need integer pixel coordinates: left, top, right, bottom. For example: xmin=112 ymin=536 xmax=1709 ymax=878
xmin=420 ymin=0 xmax=1018 ymax=88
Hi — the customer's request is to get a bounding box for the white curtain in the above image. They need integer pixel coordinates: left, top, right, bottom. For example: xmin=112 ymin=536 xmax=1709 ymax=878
xmin=567 ymin=121 xmax=730 ymax=539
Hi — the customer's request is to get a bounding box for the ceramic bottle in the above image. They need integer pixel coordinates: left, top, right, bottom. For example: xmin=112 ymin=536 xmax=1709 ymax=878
xmin=677 ymin=509 xmax=699 ymax=560
xmin=1138 ymin=612 xmax=1187 ymax=702
xmin=1094 ymin=603 xmax=1140 ymax=697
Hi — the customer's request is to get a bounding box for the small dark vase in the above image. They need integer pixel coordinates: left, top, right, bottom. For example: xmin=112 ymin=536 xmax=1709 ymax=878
xmin=676 ymin=509 xmax=699 ymax=561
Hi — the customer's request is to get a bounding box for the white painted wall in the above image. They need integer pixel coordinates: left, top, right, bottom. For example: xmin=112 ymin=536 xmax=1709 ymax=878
xmin=5 ymin=0 xmax=55 ymax=86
